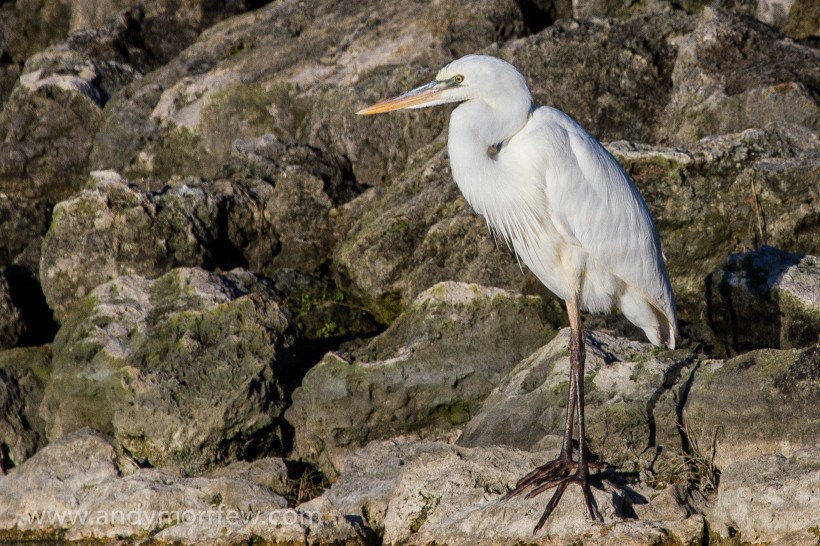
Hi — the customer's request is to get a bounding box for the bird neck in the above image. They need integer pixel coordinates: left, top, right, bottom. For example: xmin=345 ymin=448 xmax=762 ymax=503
xmin=446 ymin=98 xmax=543 ymax=244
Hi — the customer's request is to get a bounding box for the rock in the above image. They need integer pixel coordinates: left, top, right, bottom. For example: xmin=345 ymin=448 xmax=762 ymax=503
xmin=458 ymin=328 xmax=696 ymax=485
xmin=89 ymin=0 xmax=534 ymax=184
xmin=684 ymin=344 xmax=820 ymax=470
xmin=41 ymin=148 xmax=364 ymax=326
xmin=40 ymin=267 xmax=294 ymax=474
xmin=0 ymin=346 xmax=52 ymax=470
xmin=611 ymin=123 xmax=820 ymax=335
xmin=499 ymin=11 xmax=693 ymax=145
xmin=0 ymin=1 xmax=270 ymax=203
xmin=321 ymin=438 xmax=707 ymax=545
xmin=40 ymin=172 xmax=258 ymax=322
xmin=706 ymin=246 xmax=819 ymax=353
xmin=0 ymin=1 xmax=269 ymax=89
xmin=286 ymin=282 xmax=563 ymax=478
xmin=708 ymin=448 xmax=820 ymax=544
xmin=0 ymin=16 xmax=142 ymax=203
xmin=0 ymin=429 xmax=360 ymax=545
xmin=777 ymin=0 xmax=820 ymax=39
xmin=659 ymin=8 xmax=820 ymax=146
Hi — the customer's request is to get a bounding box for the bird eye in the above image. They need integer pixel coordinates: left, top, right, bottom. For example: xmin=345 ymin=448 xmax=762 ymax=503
xmin=454 ymin=74 xmax=464 ymax=84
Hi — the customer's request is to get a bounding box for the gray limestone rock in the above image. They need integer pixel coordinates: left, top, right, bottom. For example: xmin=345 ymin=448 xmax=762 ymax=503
xmin=705 ymin=246 xmax=819 ymax=353
xmin=39 ymin=267 xmax=293 ymax=474
xmin=458 ymin=328 xmax=694 ymax=485
xmin=41 ymin=143 xmax=362 ymax=326
xmin=0 ymin=429 xmax=360 ymax=545
xmin=321 ymin=438 xmax=707 ymax=545
xmin=286 ymin=282 xmax=563 ymax=478
xmin=659 ymin=8 xmax=820 ymax=146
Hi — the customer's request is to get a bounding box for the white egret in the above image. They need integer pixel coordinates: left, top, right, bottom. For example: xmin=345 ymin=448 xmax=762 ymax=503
xmin=357 ymin=54 xmax=677 ymax=531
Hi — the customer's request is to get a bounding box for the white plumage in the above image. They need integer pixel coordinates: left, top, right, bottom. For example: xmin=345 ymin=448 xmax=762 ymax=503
xmin=358 ymin=53 xmax=677 ymax=527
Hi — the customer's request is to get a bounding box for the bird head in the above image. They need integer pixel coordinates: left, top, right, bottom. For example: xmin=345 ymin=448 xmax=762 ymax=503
xmin=357 ymin=54 xmax=532 ymax=115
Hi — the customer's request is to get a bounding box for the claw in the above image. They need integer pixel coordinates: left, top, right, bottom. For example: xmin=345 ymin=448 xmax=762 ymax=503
xmin=504 ymin=455 xmax=605 ymax=532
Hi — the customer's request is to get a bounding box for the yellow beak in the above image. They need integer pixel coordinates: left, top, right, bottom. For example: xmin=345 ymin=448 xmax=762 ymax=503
xmin=356 ymin=81 xmax=444 ymax=115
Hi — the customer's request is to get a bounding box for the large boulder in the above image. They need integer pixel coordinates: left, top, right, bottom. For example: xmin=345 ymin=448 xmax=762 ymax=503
xmin=39 ymin=267 xmax=294 ymax=474
xmin=684 ymin=344 xmax=820 ymax=470
xmin=286 ymin=282 xmax=563 ymax=478
xmin=706 ymin=247 xmax=819 ymax=353
xmin=458 ymin=328 xmax=695 ymax=485
xmin=0 ymin=14 xmax=142 ymax=203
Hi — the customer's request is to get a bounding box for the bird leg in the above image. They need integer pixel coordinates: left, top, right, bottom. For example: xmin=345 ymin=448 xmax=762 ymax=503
xmin=503 ymin=296 xmax=603 ymax=532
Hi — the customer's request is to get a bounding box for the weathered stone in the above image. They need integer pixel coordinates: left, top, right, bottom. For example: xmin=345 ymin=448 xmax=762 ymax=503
xmin=611 ymin=124 xmax=820 ymax=334
xmin=41 ymin=151 xmax=363 ymax=327
xmin=321 ymin=438 xmax=707 ymax=545
xmin=778 ymin=0 xmax=820 ymax=39
xmin=89 ymin=0 xmax=533 ymax=184
xmin=0 ymin=429 xmax=361 ymax=545
xmin=40 ymin=267 xmax=293 ymax=474
xmin=458 ymin=328 xmax=697 ymax=487
xmin=708 ymin=448 xmax=820 ymax=544
xmin=659 ymin=8 xmax=820 ymax=146
xmin=286 ymin=282 xmax=563 ymax=478
xmin=0 ymin=346 xmax=52 ymax=470
xmin=706 ymin=246 xmax=819 ymax=353
xmin=684 ymin=344 xmax=820 ymax=470
xmin=0 ymin=1 xmax=269 ymax=86
xmin=0 ymin=19 xmax=141 ymax=202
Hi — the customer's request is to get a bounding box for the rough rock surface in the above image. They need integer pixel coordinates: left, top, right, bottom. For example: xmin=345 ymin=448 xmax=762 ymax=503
xmin=707 ymin=449 xmax=820 ymax=545
xmin=89 ymin=0 xmax=535 ymax=185
xmin=0 ymin=0 xmax=816 ymax=544
xmin=706 ymin=246 xmax=819 ymax=352
xmin=0 ymin=1 xmax=273 ymax=105
xmin=321 ymin=438 xmax=709 ymax=545
xmin=611 ymin=123 xmax=819 ymax=333
xmin=287 ymin=282 xmax=563 ymax=478
xmin=458 ymin=328 xmax=695 ymax=483
xmin=40 ymin=268 xmax=293 ymax=474
xmin=0 ymin=346 xmax=51 ymax=470
xmin=40 ymin=155 xmax=360 ymax=324
xmin=684 ymin=344 xmax=820 ymax=470
xmin=0 ymin=429 xmax=361 ymax=545
xmin=659 ymin=8 xmax=820 ymax=146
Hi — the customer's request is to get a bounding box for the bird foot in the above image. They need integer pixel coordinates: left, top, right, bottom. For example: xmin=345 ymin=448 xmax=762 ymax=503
xmin=504 ymin=455 xmax=605 ymax=533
